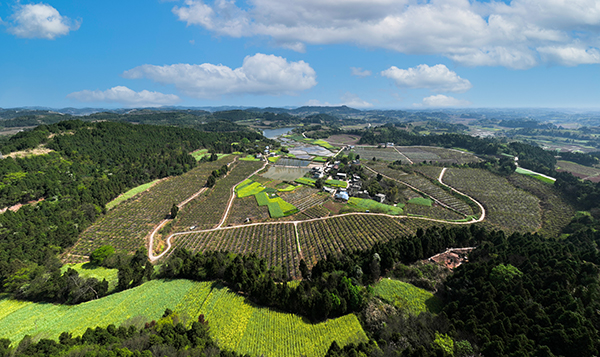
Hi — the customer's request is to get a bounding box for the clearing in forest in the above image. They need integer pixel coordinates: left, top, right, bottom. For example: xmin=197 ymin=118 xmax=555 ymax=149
xmin=373 ymin=278 xmax=442 ymax=315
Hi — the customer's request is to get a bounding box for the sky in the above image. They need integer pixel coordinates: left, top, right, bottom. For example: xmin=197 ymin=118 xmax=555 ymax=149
xmin=0 ymin=0 xmax=599 ymax=109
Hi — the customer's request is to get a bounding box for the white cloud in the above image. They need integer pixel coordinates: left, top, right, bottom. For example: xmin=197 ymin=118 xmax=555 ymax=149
xmin=381 ymin=64 xmax=472 ymax=93
xmin=419 ymin=94 xmax=471 ymax=107
xmin=67 ymin=86 xmax=181 ymax=107
xmin=123 ymin=53 xmax=317 ymax=99
xmin=172 ymin=0 xmax=600 ymax=68
xmin=537 ymin=46 xmax=600 ymax=66
xmin=306 ymin=92 xmax=373 ymax=108
xmin=350 ymin=67 xmax=371 ymax=77
xmin=6 ymin=3 xmax=80 ymax=39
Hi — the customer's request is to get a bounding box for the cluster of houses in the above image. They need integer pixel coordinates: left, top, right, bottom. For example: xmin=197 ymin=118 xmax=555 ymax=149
xmin=309 ymin=162 xmax=387 ymax=204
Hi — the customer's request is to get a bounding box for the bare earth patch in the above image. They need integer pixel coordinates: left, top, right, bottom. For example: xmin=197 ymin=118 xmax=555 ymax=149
xmin=5 ymin=147 xmax=54 ymax=158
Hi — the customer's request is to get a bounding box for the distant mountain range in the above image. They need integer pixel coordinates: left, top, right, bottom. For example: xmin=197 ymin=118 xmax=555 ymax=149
xmin=2 ymin=105 xmax=600 ymax=124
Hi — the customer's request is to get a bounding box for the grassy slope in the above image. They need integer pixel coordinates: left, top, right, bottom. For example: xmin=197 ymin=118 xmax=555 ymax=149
xmin=105 ymin=179 xmax=161 ymax=210
xmin=373 ymin=278 xmax=442 ymax=315
xmin=0 ymin=280 xmax=367 ymax=357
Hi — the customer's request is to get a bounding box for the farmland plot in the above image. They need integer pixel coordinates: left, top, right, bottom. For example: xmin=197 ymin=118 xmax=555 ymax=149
xmin=397 ymin=146 xmax=480 ymax=164
xmin=398 ymin=174 xmax=474 ymax=216
xmin=444 ymin=168 xmax=541 ymax=233
xmin=281 ymin=186 xmax=329 ymax=212
xmin=225 ymin=195 xmax=270 ymax=225
xmin=506 ymin=173 xmax=574 ymax=237
xmin=352 ymin=147 xmax=404 ymax=162
xmin=174 ymin=160 xmax=265 ymax=231
xmin=297 ymin=215 xmax=419 ymax=265
xmin=64 ymin=157 xmax=235 ymax=261
xmin=168 ymin=223 xmax=301 ymax=278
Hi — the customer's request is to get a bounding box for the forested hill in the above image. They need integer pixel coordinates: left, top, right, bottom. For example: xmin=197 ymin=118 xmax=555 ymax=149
xmin=0 ymin=120 xmax=271 ymax=292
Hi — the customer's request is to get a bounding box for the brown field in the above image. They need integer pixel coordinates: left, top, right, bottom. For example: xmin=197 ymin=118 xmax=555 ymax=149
xmin=326 ymin=134 xmax=361 ymax=145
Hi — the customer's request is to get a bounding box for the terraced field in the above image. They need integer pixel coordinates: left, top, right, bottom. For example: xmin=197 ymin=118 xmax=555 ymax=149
xmin=444 ymin=168 xmax=541 ymax=233
xmin=0 ymin=280 xmax=367 ymax=357
xmin=63 ymin=157 xmax=236 ymax=262
xmin=168 ymin=223 xmax=301 ymax=278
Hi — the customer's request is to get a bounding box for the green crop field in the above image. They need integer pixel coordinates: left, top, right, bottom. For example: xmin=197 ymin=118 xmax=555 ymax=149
xmin=515 ymin=167 xmax=556 ymax=184
xmin=106 ymin=179 xmax=161 ymax=210
xmin=236 ymin=180 xmax=266 ymax=198
xmin=255 ymin=192 xmax=298 ymax=218
xmin=408 ymin=197 xmax=433 ymax=206
xmin=0 ymin=280 xmax=367 ymax=357
xmin=348 ymin=197 xmax=404 ymax=215
xmin=239 ymin=155 xmax=262 ymax=162
xmin=373 ymin=278 xmax=442 ymax=315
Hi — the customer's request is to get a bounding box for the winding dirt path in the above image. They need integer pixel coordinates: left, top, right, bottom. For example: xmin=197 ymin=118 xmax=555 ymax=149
xmin=148 ymin=164 xmax=486 ymax=262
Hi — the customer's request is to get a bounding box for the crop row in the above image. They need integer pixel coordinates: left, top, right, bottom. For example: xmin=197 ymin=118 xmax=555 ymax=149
xmin=300 ymin=205 xmax=331 ymax=220
xmin=282 ymin=189 xmax=329 ymax=212
xmin=443 ymin=168 xmax=541 ymax=233
xmin=296 ymin=215 xmax=416 ymax=265
xmin=65 ymin=157 xmax=236 ymax=259
xmin=174 ymin=160 xmax=264 ymax=231
xmin=168 ymin=223 xmax=301 ymax=278
xmin=174 ymin=282 xmax=367 ymax=357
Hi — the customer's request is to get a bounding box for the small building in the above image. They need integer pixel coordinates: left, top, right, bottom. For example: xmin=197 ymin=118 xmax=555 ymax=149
xmin=336 ymin=173 xmax=347 ymax=180
xmin=386 ymin=142 xmax=395 ymax=147
xmin=323 ymin=187 xmax=335 ymax=194
xmin=375 ymin=193 xmax=386 ymax=203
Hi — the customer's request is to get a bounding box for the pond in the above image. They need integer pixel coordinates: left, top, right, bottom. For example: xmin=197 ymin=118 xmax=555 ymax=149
xmin=262 ymin=127 xmax=296 ymax=139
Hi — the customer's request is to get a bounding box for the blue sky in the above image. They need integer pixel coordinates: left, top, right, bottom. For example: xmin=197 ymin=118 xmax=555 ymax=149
xmin=1 ymin=0 xmax=599 ymax=109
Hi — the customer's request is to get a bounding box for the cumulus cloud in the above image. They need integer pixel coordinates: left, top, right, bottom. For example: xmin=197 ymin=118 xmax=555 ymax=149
xmin=123 ymin=53 xmax=317 ymax=98
xmin=306 ymin=92 xmax=373 ymax=108
xmin=171 ymin=0 xmax=600 ymax=68
xmin=537 ymin=46 xmax=600 ymax=66
xmin=6 ymin=3 xmax=80 ymax=39
xmin=350 ymin=67 xmax=372 ymax=77
xmin=381 ymin=64 xmax=472 ymax=93
xmin=419 ymin=94 xmax=471 ymax=107
xmin=67 ymin=86 xmax=181 ymax=107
